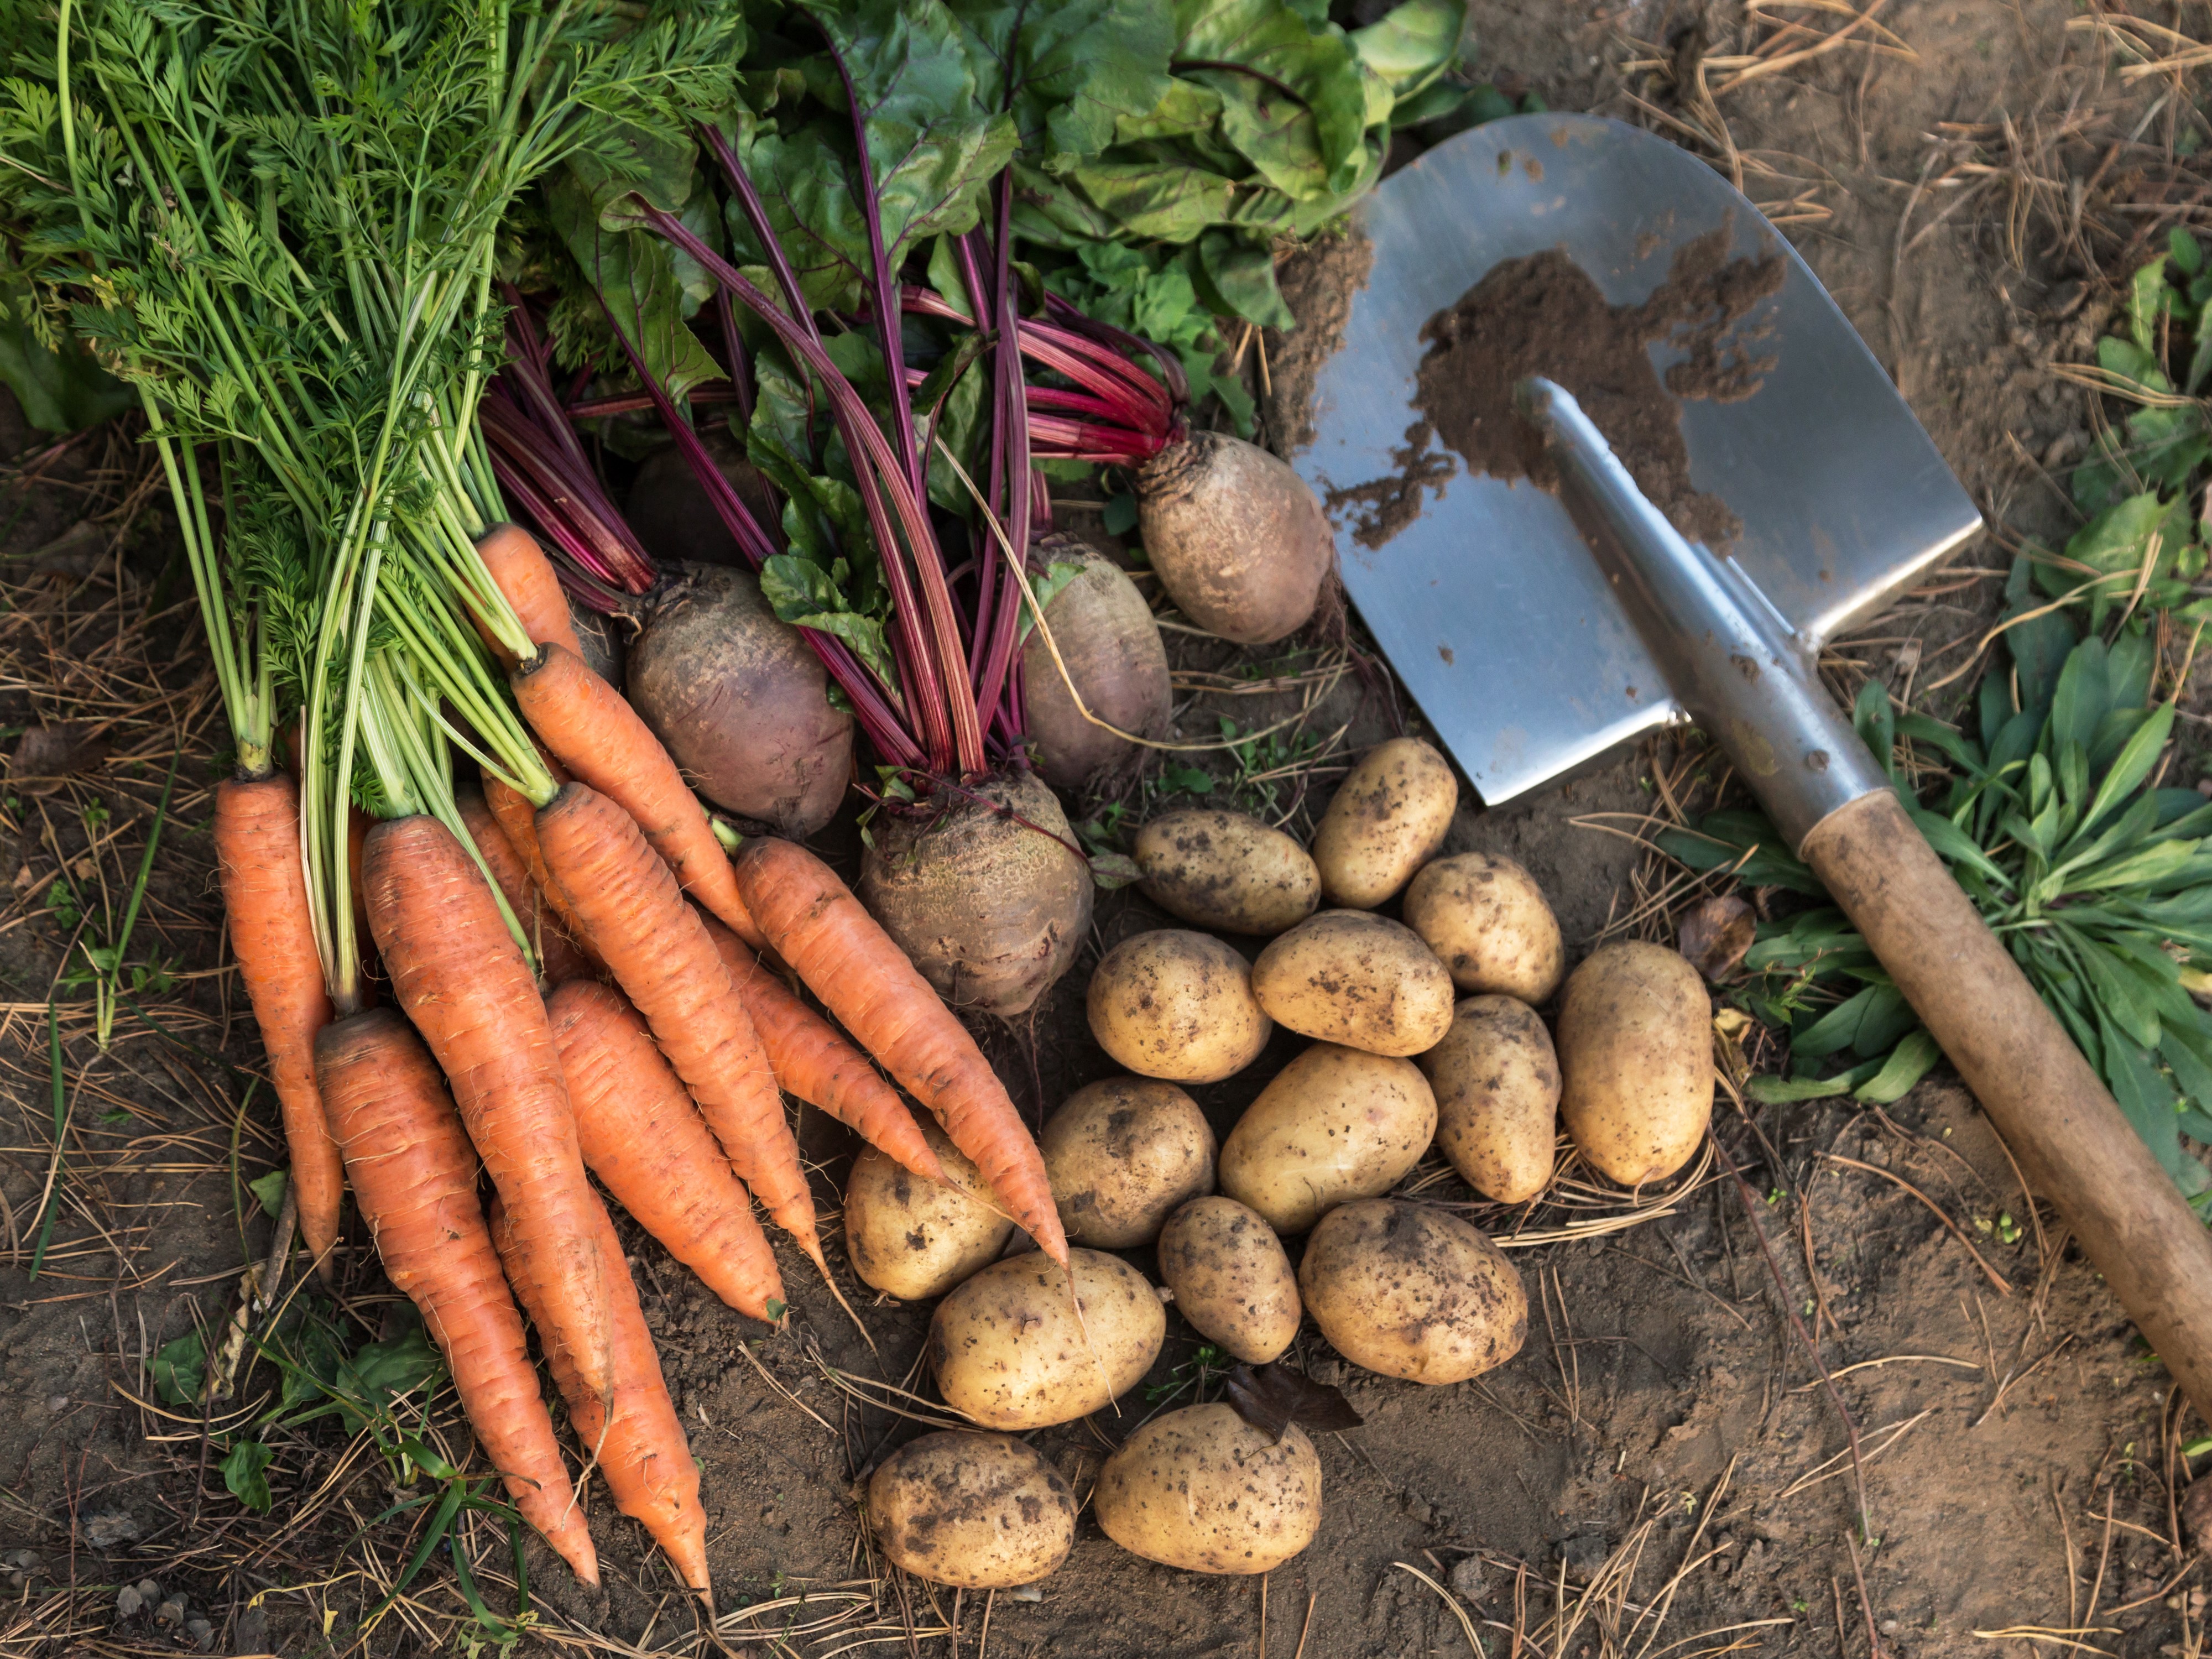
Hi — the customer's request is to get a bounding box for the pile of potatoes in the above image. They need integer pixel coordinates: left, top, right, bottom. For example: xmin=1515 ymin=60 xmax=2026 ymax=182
xmin=844 ymin=737 xmax=1717 ymax=1592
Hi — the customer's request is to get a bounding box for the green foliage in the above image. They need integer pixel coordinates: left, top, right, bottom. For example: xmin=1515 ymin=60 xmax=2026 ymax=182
xmin=2059 ymin=236 xmax=2212 ymax=624
xmin=1011 ymin=0 xmax=1467 ymax=324
xmin=0 ymin=248 xmax=132 ymax=434
xmin=1668 ymin=566 xmax=2212 ymax=1202
xmin=1045 ymin=239 xmax=1258 ymax=434
xmin=151 ymin=1331 xmax=206 ymax=1407
xmin=220 ymin=1439 xmax=274 ymax=1512
xmin=246 ymin=1168 xmax=288 ymax=1219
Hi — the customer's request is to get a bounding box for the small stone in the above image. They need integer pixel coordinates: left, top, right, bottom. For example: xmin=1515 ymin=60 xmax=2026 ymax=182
xmin=81 ymin=1511 xmax=140 ymax=1550
xmin=1449 ymin=1555 xmax=1486 ymax=1603
xmin=135 ymin=1578 xmax=161 ymax=1603
xmin=155 ymin=1597 xmax=186 ymax=1626
xmin=1006 ymin=1582 xmax=1044 ymax=1603
xmin=8 ymin=1551 xmax=36 ymax=1570
xmin=4 ymin=1573 xmax=23 ymax=1596
xmin=235 ymin=1605 xmax=270 ymax=1654
xmin=114 ymin=1586 xmax=142 ymax=1619
xmin=1882 ymin=1619 xmax=1900 ymax=1634
xmin=186 ymin=1615 xmax=213 ymax=1648
xmin=45 ymin=1395 xmax=66 ymax=1416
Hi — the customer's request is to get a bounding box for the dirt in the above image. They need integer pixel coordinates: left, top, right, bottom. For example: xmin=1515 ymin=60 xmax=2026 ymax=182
xmin=1323 ymin=228 xmax=1785 ymax=552
xmin=0 ymin=2 xmax=2200 ymax=1657
xmin=1264 ymin=228 xmax=1378 ymax=456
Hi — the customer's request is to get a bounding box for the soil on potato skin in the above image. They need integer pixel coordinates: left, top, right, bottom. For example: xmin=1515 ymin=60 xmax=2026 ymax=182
xmin=0 ymin=3 xmax=2198 ymax=1658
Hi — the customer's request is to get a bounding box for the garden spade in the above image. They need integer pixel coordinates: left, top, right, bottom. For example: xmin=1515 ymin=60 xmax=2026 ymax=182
xmin=1297 ymin=112 xmax=2212 ymax=1416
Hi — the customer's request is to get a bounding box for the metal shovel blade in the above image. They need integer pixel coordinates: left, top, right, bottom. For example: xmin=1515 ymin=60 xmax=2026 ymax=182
xmin=1293 ymin=113 xmax=1982 ymax=804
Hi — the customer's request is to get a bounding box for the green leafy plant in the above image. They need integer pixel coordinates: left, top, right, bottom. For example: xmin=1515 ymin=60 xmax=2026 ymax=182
xmin=1666 ymin=559 xmax=2212 ymax=1202
xmin=2053 ymin=230 xmax=2212 ymax=628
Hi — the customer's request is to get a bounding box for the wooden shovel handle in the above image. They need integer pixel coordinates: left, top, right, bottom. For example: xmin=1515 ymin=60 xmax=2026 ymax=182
xmin=1802 ymin=789 xmax=2212 ymax=1417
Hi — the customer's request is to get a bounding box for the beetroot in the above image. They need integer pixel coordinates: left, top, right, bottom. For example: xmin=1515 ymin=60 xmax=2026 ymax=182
xmin=859 ymin=772 xmax=1093 ymax=1018
xmin=1022 ymin=536 xmax=1171 ymax=791
xmin=1135 ymin=431 xmax=1333 ymax=646
xmin=625 ymin=564 xmax=853 ymax=838
xmin=624 ymin=427 xmax=780 ymax=571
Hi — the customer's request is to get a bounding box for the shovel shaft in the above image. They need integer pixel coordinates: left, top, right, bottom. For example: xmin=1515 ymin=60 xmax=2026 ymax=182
xmin=1521 ymin=377 xmax=2212 ymax=1419
xmin=1803 ymin=791 xmax=2212 ymax=1416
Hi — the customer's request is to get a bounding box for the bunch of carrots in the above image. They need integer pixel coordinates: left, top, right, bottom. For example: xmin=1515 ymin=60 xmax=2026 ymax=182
xmin=9 ymin=0 xmax=1069 ymax=1600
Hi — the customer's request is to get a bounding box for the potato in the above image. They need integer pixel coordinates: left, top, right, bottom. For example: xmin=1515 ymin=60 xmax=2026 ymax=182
xmin=1557 ymin=942 xmax=1713 ymax=1187
xmin=1043 ymin=1078 xmax=1217 ymax=1249
xmin=867 ymin=1431 xmax=1076 ymax=1588
xmin=1217 ymin=1042 xmax=1437 ymax=1234
xmin=1310 ymin=737 xmax=1457 ymax=909
xmin=1134 ymin=809 xmax=1322 ymax=936
xmin=1087 ymin=930 xmax=1271 ymax=1083
xmin=1298 ymin=1199 xmax=1526 ymax=1384
xmin=1404 ymin=852 xmax=1566 ymax=1003
xmin=1249 ymin=910 xmax=1455 ymax=1057
xmin=1095 ymin=1404 xmax=1321 ymax=1573
xmin=1417 ymin=997 xmax=1560 ymax=1204
xmin=930 ymin=1249 xmax=1166 ymax=1430
xmin=846 ymin=1119 xmax=1014 ymax=1301
xmin=1156 ymin=1196 xmax=1301 ymax=1364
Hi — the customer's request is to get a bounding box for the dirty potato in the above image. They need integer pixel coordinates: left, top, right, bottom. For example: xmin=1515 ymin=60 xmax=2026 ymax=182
xmin=1095 ymin=1404 xmax=1322 ymax=1573
xmin=1557 ymin=942 xmax=1713 ymax=1187
xmin=1298 ymin=1199 xmax=1526 ymax=1384
xmin=867 ymin=1431 xmax=1076 ymax=1588
xmin=1310 ymin=737 xmax=1458 ymax=909
xmin=1403 ymin=852 xmax=1566 ymax=1003
xmin=1249 ymin=910 xmax=1455 ymax=1056
xmin=930 ymin=1249 xmax=1166 ymax=1430
xmin=846 ymin=1119 xmax=1014 ymax=1301
xmin=1134 ymin=808 xmax=1322 ymax=936
xmin=1217 ymin=1042 xmax=1437 ymax=1234
xmin=1087 ymin=929 xmax=1271 ymax=1083
xmin=1417 ymin=996 xmax=1560 ymax=1204
xmin=1156 ymin=1196 xmax=1302 ymax=1364
xmin=1042 ymin=1077 xmax=1217 ymax=1249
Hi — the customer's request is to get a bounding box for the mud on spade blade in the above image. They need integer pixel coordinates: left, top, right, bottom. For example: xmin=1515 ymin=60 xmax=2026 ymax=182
xmin=1293 ymin=112 xmax=1981 ymax=805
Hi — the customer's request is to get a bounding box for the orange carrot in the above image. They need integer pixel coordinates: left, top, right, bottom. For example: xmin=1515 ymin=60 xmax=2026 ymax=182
xmin=695 ymin=911 xmax=944 ymax=1185
xmin=481 ymin=761 xmax=602 ymax=960
xmin=458 ymin=782 xmax=596 ymax=986
xmin=534 ymin=784 xmax=825 ymax=1271
xmin=491 ymin=1193 xmax=709 ymax=1595
xmin=731 ymin=838 xmax=1066 ymax=1267
xmin=361 ymin=813 xmax=615 ymax=1406
xmin=509 ymin=643 xmax=765 ymax=952
xmin=317 ymin=1009 xmax=598 ymax=1585
xmin=547 ymin=979 xmax=786 ymax=1322
xmin=476 ymin=523 xmax=585 ymax=667
xmin=214 ymin=774 xmax=343 ymax=1276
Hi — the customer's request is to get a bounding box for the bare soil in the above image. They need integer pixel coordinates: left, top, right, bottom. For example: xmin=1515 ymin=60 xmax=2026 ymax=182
xmin=0 ymin=2 xmax=2205 ymax=1657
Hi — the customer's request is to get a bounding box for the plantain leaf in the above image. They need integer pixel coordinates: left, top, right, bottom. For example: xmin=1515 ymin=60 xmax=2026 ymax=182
xmin=1854 ymin=1029 xmax=1943 ymax=1104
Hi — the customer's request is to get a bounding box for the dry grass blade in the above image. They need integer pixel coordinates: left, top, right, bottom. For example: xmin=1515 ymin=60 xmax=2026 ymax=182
xmin=1394 ymin=1561 xmax=1486 ymax=1656
xmin=1820 ymin=1154 xmax=2012 ymax=1293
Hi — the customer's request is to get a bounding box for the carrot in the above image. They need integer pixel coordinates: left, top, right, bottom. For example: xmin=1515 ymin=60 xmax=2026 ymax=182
xmin=476 ymin=523 xmax=585 ymax=667
xmin=695 ymin=911 xmax=945 ymax=1185
xmin=533 ymin=784 xmax=826 ymax=1272
xmin=490 ymin=1193 xmax=709 ymax=1595
xmin=509 ymin=643 xmax=765 ymax=952
xmin=481 ymin=760 xmax=602 ymax=959
xmin=731 ymin=838 xmax=1067 ymax=1267
xmin=316 ymin=1009 xmax=599 ymax=1585
xmin=457 ymin=782 xmax=596 ymax=986
xmin=361 ymin=812 xmax=615 ymax=1406
xmin=214 ymin=774 xmax=344 ymax=1277
xmin=547 ymin=979 xmax=786 ymax=1323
